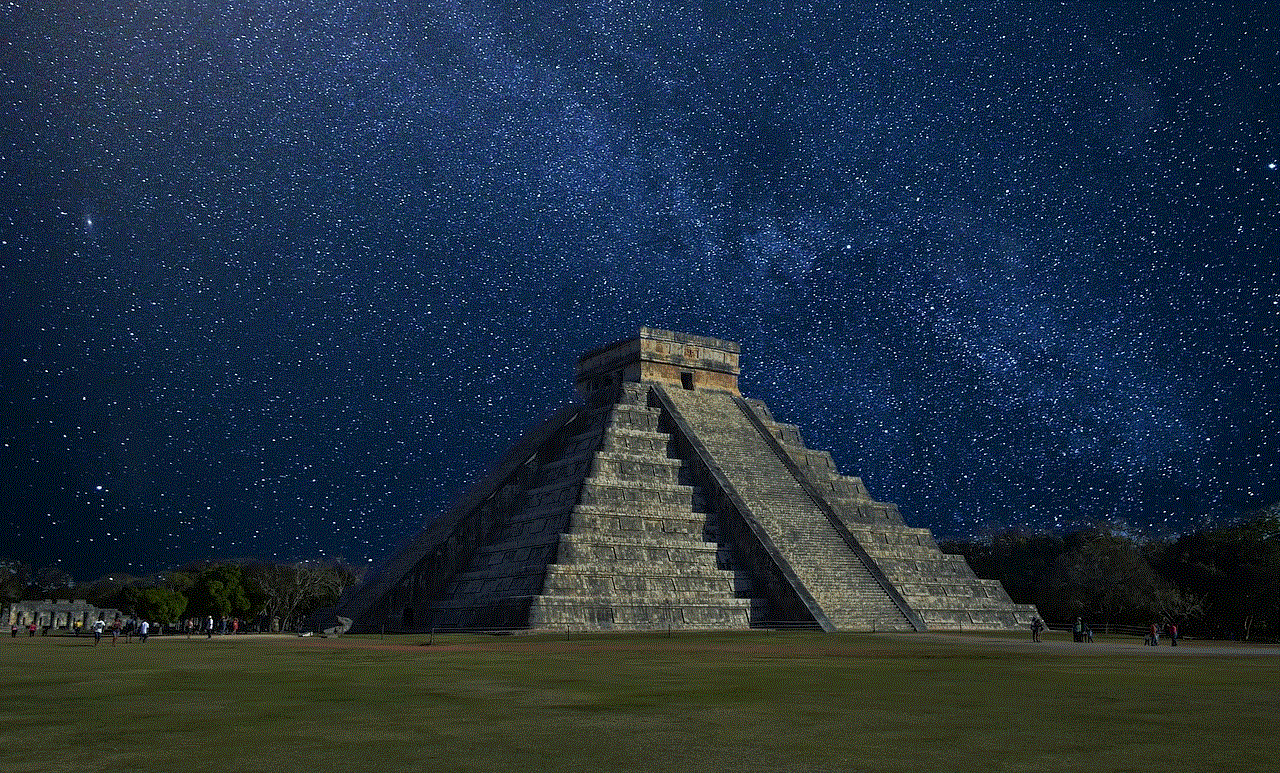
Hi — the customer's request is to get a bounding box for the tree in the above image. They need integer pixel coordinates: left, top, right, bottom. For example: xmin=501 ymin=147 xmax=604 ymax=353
xmin=82 ymin=576 xmax=134 ymax=611
xmin=134 ymin=586 xmax=187 ymax=623
xmin=0 ymin=560 xmax=31 ymax=603
xmin=1156 ymin=515 xmax=1280 ymax=639
xmin=1042 ymin=527 xmax=1182 ymax=626
xmin=165 ymin=571 xmax=195 ymax=596
xmin=117 ymin=585 xmax=141 ymax=615
xmin=245 ymin=562 xmax=360 ymax=631
xmin=185 ymin=565 xmax=265 ymax=619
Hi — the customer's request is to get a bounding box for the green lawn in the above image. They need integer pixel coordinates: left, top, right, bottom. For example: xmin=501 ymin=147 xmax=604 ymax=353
xmin=1 ymin=630 xmax=1274 ymax=772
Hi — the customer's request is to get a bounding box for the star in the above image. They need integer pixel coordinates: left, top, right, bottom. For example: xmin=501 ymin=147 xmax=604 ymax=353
xmin=1 ymin=1 xmax=1275 ymax=578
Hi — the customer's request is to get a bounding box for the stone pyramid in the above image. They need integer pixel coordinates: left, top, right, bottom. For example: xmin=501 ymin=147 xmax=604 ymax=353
xmin=339 ymin=329 xmax=1039 ymax=632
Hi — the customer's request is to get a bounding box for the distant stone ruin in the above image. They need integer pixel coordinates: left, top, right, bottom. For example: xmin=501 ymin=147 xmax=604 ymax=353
xmin=339 ymin=329 xmax=1039 ymax=632
xmin=3 ymin=599 xmax=119 ymax=630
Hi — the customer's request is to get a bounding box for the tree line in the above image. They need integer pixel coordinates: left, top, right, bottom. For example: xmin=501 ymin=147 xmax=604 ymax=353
xmin=5 ymin=513 xmax=1277 ymax=639
xmin=0 ymin=559 xmax=361 ymax=632
xmin=940 ymin=513 xmax=1280 ymax=640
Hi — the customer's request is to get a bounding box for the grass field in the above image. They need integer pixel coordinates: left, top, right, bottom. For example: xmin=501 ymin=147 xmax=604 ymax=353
xmin=1 ymin=629 xmax=1275 ymax=772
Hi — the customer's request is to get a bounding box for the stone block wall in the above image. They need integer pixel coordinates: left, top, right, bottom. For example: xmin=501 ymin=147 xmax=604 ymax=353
xmin=375 ymin=382 xmax=762 ymax=631
xmin=341 ymin=332 xmax=1041 ymax=633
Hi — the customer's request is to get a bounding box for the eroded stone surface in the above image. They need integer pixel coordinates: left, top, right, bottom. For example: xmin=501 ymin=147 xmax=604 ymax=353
xmin=338 ymin=329 xmax=1039 ymax=632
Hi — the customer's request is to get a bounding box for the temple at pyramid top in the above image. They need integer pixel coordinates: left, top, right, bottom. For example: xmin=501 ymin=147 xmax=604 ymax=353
xmin=336 ymin=329 xmax=1039 ymax=634
xmin=576 ymin=328 xmax=741 ymax=397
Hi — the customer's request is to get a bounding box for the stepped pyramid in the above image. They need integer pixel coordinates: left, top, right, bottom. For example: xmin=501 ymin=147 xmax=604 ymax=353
xmin=339 ymin=329 xmax=1039 ymax=632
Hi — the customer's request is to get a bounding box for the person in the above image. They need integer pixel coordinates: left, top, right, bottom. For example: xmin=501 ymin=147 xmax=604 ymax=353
xmin=1168 ymin=622 xmax=1178 ymax=646
xmin=1084 ymin=624 xmax=1093 ymax=643
xmin=91 ymin=618 xmax=105 ymax=646
xmin=111 ymin=617 xmax=121 ymax=646
xmin=1148 ymin=622 xmax=1159 ymax=646
xmin=27 ymin=622 xmax=36 ymax=637
xmin=206 ymin=615 xmax=214 ymax=639
xmin=139 ymin=619 xmax=149 ymax=643
xmin=10 ymin=623 xmax=17 ymax=638
xmin=232 ymin=618 xmax=239 ymax=635
xmin=1073 ymin=617 xmax=1083 ymax=643
xmin=1031 ymin=616 xmax=1044 ymax=642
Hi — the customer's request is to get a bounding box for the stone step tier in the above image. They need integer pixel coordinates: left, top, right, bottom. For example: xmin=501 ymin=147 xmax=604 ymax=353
xmin=413 ymin=381 xmax=763 ymax=631
xmin=732 ymin=391 xmax=1039 ymax=627
xmin=658 ymin=387 xmax=918 ymax=632
xmin=528 ymin=595 xmax=761 ymax=630
xmin=749 ymin=414 xmax=1042 ymax=630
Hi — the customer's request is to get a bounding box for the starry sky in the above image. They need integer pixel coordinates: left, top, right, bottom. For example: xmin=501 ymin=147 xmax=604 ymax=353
xmin=3 ymin=1 xmax=1277 ymax=580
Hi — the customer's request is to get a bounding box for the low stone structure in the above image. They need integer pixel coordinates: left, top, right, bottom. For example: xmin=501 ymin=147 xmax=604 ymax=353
xmin=2 ymin=599 xmax=120 ymax=630
xmin=339 ymin=329 xmax=1040 ymax=632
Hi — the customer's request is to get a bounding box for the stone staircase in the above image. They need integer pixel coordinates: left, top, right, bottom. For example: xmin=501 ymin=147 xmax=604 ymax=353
xmin=427 ymin=382 xmax=759 ymax=630
xmin=658 ymin=387 xmax=917 ymax=632
xmin=750 ymin=404 xmax=1040 ymax=630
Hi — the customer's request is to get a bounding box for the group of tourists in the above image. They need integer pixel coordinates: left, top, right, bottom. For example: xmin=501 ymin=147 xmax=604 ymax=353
xmin=184 ymin=616 xmax=217 ymax=638
xmin=178 ymin=616 xmax=244 ymax=638
xmin=1072 ymin=617 xmax=1094 ymax=642
xmin=86 ymin=616 xmax=155 ymax=646
xmin=1027 ymin=616 xmax=1095 ymax=642
xmin=8 ymin=613 xmax=262 ymax=645
xmin=1027 ymin=616 xmax=1094 ymax=642
xmin=86 ymin=615 xmax=251 ymax=644
xmin=1031 ymin=616 xmax=1183 ymax=646
xmin=5 ymin=616 xmax=163 ymax=646
xmin=1145 ymin=621 xmax=1179 ymax=646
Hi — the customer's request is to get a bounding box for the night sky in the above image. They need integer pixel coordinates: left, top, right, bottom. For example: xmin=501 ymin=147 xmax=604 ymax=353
xmin=3 ymin=2 xmax=1277 ymax=580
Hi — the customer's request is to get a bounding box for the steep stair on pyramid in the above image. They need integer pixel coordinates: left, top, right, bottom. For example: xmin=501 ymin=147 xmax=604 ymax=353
xmin=656 ymin=386 xmax=920 ymax=632
xmin=745 ymin=400 xmax=1040 ymax=630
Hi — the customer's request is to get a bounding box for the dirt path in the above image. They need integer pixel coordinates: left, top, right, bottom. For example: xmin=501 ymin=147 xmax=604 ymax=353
xmin=906 ymin=630 xmax=1280 ymax=657
xmin=203 ymin=630 xmax=1280 ymax=658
